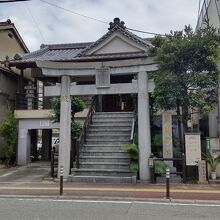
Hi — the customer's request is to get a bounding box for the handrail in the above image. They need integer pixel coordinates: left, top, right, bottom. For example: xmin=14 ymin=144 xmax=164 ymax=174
xmin=75 ymin=96 xmax=97 ymax=168
xmin=130 ymin=118 xmax=135 ymax=143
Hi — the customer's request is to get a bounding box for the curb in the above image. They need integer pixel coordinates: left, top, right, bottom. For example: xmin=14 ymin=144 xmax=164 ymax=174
xmin=0 ymin=194 xmax=219 ymax=204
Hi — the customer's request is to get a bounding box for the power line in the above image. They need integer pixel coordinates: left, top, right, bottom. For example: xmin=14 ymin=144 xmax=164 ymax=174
xmin=25 ymin=1 xmax=46 ymax=42
xmin=39 ymin=0 xmax=164 ymax=36
xmin=39 ymin=0 xmax=108 ymax=25
xmin=0 ymin=0 xmax=30 ymax=3
xmin=126 ymin=27 xmax=165 ymax=36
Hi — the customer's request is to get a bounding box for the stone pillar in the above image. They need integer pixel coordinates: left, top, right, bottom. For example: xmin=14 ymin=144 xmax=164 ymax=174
xmin=17 ymin=127 xmax=28 ymax=165
xmin=41 ymin=129 xmax=52 ymax=160
xmin=58 ymin=75 xmax=71 ymax=178
xmin=162 ymin=112 xmax=173 ymax=167
xmin=30 ymin=129 xmax=38 ymax=160
xmin=138 ymin=71 xmax=151 ymax=181
xmin=27 ymin=131 xmax=31 ymax=163
xmin=209 ymin=107 xmax=218 ymax=137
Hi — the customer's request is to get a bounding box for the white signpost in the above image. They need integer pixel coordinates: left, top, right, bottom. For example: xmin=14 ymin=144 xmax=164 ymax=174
xmin=185 ymin=133 xmax=201 ymax=166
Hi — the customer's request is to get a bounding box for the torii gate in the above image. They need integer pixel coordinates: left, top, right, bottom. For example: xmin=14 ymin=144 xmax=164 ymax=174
xmin=37 ymin=58 xmax=157 ymax=181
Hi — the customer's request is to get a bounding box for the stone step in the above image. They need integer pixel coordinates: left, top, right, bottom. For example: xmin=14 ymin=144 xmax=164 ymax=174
xmin=89 ymin=125 xmax=131 ymax=130
xmin=79 ymin=162 xmax=130 ymax=169
xmin=94 ymin=112 xmax=133 ymax=116
xmin=88 ymin=131 xmax=130 ymax=136
xmin=88 ymin=128 xmax=131 ymax=132
xmin=71 ymin=168 xmax=133 ymax=177
xmin=68 ymin=175 xmax=136 ymax=183
xmin=80 ymin=156 xmax=130 ymax=163
xmin=86 ymin=139 xmax=129 ymax=144
xmin=93 ymin=115 xmax=133 ymax=119
xmin=86 ymin=134 xmax=130 ymax=139
xmin=84 ymin=144 xmax=123 ymax=151
xmin=81 ymin=150 xmax=129 ymax=157
xmin=92 ymin=118 xmax=133 ymax=123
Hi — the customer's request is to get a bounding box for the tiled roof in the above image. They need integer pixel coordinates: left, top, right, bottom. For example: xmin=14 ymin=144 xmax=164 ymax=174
xmin=79 ymin=18 xmax=152 ymax=56
xmin=11 ymin=18 xmax=153 ymax=65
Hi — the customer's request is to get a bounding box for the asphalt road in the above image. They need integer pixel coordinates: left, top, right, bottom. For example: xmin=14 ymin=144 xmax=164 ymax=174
xmin=0 ymin=198 xmax=219 ymax=220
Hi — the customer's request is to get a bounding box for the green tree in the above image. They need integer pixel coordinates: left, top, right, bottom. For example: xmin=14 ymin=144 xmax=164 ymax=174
xmin=151 ymin=25 xmax=220 ymax=149
xmin=51 ymin=97 xmax=85 ymax=138
xmin=0 ymin=109 xmax=17 ymax=166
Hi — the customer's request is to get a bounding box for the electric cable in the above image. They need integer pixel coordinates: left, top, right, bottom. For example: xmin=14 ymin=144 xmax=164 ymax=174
xmin=25 ymin=1 xmax=46 ymax=42
xmin=39 ymin=0 xmax=164 ymax=36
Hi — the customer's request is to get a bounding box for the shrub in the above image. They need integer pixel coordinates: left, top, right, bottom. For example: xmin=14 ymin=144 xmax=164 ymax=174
xmin=51 ymin=97 xmax=85 ymax=122
xmin=0 ymin=109 xmax=17 ymax=166
xmin=121 ymin=143 xmax=139 ymax=172
xmin=154 ymin=160 xmax=167 ymax=174
xmin=71 ymin=122 xmax=82 ymax=138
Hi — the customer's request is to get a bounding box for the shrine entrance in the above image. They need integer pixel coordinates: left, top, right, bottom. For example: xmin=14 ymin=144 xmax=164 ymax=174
xmin=102 ymin=94 xmax=134 ymax=112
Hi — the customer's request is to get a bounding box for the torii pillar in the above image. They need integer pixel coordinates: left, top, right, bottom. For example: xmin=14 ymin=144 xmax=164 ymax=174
xmin=138 ymin=71 xmax=151 ymax=180
xmin=58 ymin=75 xmax=72 ymax=177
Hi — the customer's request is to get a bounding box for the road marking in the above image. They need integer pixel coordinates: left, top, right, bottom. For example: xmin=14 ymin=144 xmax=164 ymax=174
xmin=0 ymin=186 xmax=219 ymax=194
xmin=0 ymin=170 xmax=17 ymax=177
xmin=2 ymin=198 xmax=220 ymax=207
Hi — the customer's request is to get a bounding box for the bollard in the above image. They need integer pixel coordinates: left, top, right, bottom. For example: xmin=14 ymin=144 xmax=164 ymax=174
xmin=51 ymin=148 xmax=55 ymax=178
xmin=166 ymin=167 xmax=170 ymax=199
xmin=60 ymin=165 xmax=64 ymax=195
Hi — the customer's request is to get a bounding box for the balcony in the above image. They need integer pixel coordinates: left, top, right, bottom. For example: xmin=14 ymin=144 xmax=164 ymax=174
xmin=15 ymin=93 xmax=52 ymax=110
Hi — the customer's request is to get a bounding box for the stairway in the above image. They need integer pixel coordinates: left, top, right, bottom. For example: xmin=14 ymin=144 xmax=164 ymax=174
xmin=70 ymin=112 xmax=136 ymax=183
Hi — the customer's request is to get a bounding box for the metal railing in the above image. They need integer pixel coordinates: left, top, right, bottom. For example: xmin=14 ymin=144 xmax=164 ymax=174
xmin=150 ymin=153 xmax=186 ymax=183
xmin=130 ymin=118 xmax=135 ymax=143
xmin=75 ymin=96 xmax=97 ymax=168
xmin=51 ymin=147 xmax=58 ymax=178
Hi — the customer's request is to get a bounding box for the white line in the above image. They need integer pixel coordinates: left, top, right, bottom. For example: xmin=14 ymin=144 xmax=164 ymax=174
xmin=1 ymin=198 xmax=219 ymax=207
xmin=134 ymin=201 xmax=220 ymax=207
xmin=0 ymin=171 xmax=17 ymax=177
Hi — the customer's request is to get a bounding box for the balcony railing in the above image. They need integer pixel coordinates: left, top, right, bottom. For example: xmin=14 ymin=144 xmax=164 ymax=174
xmin=15 ymin=93 xmax=52 ymax=110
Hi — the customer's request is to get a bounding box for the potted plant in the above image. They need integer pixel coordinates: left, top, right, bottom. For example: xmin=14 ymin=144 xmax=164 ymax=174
xmin=204 ymin=153 xmax=220 ymax=180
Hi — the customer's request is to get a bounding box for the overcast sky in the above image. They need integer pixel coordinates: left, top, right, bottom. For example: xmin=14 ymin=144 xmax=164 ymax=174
xmin=0 ymin=0 xmax=200 ymax=52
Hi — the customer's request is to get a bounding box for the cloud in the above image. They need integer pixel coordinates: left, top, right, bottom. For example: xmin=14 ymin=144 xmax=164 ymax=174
xmin=0 ymin=0 xmax=199 ymax=51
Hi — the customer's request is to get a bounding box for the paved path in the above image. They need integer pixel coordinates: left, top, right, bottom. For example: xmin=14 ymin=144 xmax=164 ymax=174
xmin=0 ymin=182 xmax=219 ymax=202
xmin=0 ymin=161 xmax=50 ymax=183
xmin=0 ymin=163 xmax=219 ymax=202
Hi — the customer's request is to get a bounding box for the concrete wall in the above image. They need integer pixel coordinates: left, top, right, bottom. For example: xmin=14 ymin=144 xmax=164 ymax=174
xmin=14 ymin=108 xmax=89 ymax=119
xmin=0 ymin=30 xmax=25 ymax=61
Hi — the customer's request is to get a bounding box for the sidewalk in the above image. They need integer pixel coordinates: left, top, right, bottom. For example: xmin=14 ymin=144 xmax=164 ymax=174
xmin=0 ymin=162 xmax=219 ymax=202
xmin=0 ymin=181 xmax=219 ymax=202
